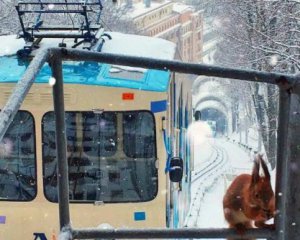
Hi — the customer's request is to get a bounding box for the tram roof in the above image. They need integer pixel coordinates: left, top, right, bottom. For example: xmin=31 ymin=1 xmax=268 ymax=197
xmin=0 ymin=32 xmax=175 ymax=92
xmin=0 ymin=32 xmax=176 ymax=60
xmin=102 ymin=32 xmax=176 ymax=60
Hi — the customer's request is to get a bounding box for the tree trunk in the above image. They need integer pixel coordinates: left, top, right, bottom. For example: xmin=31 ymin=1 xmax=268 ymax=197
xmin=266 ymin=84 xmax=278 ymax=169
xmin=251 ymin=83 xmax=268 ymax=154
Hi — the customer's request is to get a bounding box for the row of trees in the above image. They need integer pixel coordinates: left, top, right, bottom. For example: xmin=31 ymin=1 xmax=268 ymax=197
xmin=190 ymin=0 xmax=300 ymax=169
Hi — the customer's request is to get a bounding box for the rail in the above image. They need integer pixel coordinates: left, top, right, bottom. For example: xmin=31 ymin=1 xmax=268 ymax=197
xmin=191 ymin=145 xmax=226 ymax=183
xmin=187 ymin=144 xmax=228 ymax=227
xmin=0 ymin=47 xmax=299 ymax=239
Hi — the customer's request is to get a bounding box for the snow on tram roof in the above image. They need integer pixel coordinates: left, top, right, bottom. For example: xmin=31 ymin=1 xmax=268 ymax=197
xmin=0 ymin=32 xmax=176 ymax=60
xmin=101 ymin=32 xmax=176 ymax=60
xmin=0 ymin=35 xmax=24 ymax=57
xmin=0 ymin=32 xmax=174 ymax=92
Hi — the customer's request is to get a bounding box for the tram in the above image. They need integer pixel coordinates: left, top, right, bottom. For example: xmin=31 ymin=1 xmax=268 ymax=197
xmin=0 ymin=31 xmax=194 ymax=239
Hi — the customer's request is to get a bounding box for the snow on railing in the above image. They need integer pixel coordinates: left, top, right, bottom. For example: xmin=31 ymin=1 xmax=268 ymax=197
xmin=225 ymin=136 xmax=262 ymax=158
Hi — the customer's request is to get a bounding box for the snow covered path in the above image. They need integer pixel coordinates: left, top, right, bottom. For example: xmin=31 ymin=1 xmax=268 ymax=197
xmin=196 ymin=178 xmax=227 ymax=228
xmin=185 ymin=137 xmax=275 ymax=240
xmin=188 ymin=138 xmax=254 ymax=231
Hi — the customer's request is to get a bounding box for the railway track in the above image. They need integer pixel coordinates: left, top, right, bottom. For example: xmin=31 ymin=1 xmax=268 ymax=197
xmin=185 ymin=141 xmax=229 ymax=227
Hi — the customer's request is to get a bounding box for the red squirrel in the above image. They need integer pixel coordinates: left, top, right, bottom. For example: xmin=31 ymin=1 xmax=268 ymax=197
xmin=223 ymin=155 xmax=275 ymax=237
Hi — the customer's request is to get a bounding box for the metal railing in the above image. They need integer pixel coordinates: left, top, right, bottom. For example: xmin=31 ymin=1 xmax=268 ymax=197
xmin=0 ymin=47 xmax=299 ymax=240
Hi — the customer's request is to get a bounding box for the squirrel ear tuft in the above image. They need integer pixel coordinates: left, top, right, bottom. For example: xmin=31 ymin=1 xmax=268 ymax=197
xmin=258 ymin=154 xmax=270 ymax=180
xmin=251 ymin=156 xmax=260 ymax=187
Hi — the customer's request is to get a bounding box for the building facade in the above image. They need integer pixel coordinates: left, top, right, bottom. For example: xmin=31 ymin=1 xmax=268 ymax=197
xmin=120 ymin=0 xmax=203 ymax=62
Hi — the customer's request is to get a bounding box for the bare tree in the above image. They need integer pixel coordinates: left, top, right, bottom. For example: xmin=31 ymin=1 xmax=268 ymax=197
xmin=185 ymin=0 xmax=299 ymax=168
xmin=213 ymin=0 xmax=300 ymax=168
xmin=0 ymin=0 xmax=19 ymax=35
xmin=99 ymin=0 xmax=137 ymax=33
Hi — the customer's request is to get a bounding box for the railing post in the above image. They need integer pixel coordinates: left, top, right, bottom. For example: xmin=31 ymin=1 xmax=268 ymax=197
xmin=0 ymin=49 xmax=48 ymax=142
xmin=50 ymin=52 xmax=71 ymax=237
xmin=275 ymin=88 xmax=291 ymax=240
xmin=281 ymin=75 xmax=300 ymax=240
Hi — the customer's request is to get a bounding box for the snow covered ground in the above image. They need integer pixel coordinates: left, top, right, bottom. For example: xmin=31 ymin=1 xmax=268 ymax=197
xmin=189 ymin=137 xmax=253 ymax=228
xmin=186 ymin=131 xmax=262 ymax=239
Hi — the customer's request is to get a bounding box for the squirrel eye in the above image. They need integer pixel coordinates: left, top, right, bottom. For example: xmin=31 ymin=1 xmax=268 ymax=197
xmin=255 ymin=193 xmax=259 ymax=198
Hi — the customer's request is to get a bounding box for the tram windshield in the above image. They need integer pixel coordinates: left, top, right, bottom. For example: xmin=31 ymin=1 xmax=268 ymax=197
xmin=0 ymin=111 xmax=36 ymax=201
xmin=42 ymin=111 xmax=158 ymax=203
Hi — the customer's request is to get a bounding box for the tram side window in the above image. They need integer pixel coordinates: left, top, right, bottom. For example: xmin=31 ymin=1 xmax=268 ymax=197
xmin=122 ymin=111 xmax=157 ymax=202
xmin=0 ymin=111 xmax=36 ymax=201
xmin=42 ymin=111 xmax=157 ymax=203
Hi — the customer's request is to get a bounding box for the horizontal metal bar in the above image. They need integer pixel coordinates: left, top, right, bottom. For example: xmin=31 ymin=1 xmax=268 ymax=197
xmin=18 ymin=10 xmax=93 ymax=14
xmin=51 ymin=48 xmax=297 ymax=87
xmin=72 ymin=227 xmax=275 ymax=239
xmin=25 ymin=25 xmax=101 ymax=31
xmin=20 ymin=33 xmax=94 ymax=39
xmin=0 ymin=49 xmax=49 ymax=142
xmin=18 ymin=2 xmax=101 ymax=5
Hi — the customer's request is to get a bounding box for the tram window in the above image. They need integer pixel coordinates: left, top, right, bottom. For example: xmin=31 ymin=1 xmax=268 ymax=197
xmin=123 ymin=111 xmax=155 ymax=158
xmin=42 ymin=111 xmax=157 ymax=203
xmin=0 ymin=111 xmax=36 ymax=201
xmin=83 ymin=112 xmax=117 ymax=157
xmin=108 ymin=66 xmax=145 ymax=81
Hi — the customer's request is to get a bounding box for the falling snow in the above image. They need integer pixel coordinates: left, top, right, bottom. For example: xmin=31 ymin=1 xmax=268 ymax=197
xmin=48 ymin=77 xmax=56 ymax=86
